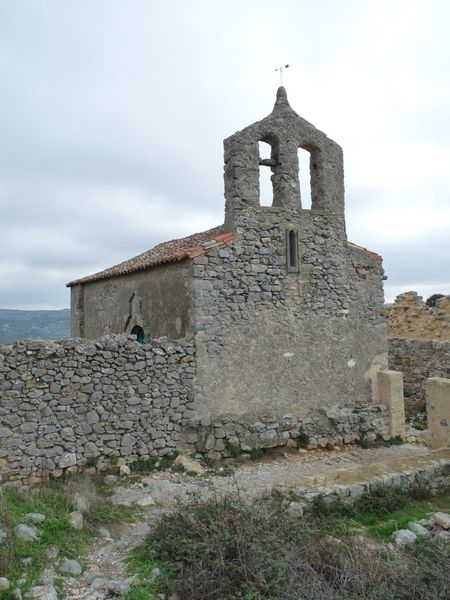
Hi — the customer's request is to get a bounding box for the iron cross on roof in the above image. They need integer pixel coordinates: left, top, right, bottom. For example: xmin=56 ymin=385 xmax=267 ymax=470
xmin=275 ymin=64 xmax=289 ymax=85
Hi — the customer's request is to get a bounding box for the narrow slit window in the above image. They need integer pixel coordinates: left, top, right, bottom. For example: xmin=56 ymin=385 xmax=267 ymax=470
xmin=258 ymin=141 xmax=273 ymax=206
xmin=298 ymin=148 xmax=312 ymax=209
xmin=287 ymin=230 xmax=299 ymax=271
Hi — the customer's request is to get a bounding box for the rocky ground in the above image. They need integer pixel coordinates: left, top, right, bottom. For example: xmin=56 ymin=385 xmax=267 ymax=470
xmin=61 ymin=444 xmax=450 ymax=599
xmin=2 ymin=443 xmax=449 ymax=599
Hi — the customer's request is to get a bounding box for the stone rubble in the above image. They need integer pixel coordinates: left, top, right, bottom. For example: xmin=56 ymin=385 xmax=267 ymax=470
xmin=15 ymin=523 xmax=39 ymax=542
xmin=392 ymin=529 xmax=417 ymax=546
xmin=60 ymin=558 xmax=82 ymax=576
xmin=68 ymin=511 xmax=84 ymax=530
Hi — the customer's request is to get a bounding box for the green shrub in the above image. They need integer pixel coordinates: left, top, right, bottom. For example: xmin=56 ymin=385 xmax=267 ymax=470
xmin=85 ymin=455 xmax=99 ymax=468
xmin=358 ymin=435 xmax=372 ymax=449
xmin=127 ymin=492 xmax=450 ymax=600
xmin=250 ymin=448 xmax=264 ymax=461
xmin=297 ymin=429 xmax=310 ymax=449
xmin=157 ymin=452 xmax=179 ymax=470
xmin=354 ymin=486 xmax=409 ymax=516
xmin=310 ymin=494 xmax=355 ymax=518
xmin=131 ymin=458 xmax=158 ymax=474
xmin=388 ymin=435 xmax=404 ymax=446
xmin=224 ymin=439 xmax=242 ymax=459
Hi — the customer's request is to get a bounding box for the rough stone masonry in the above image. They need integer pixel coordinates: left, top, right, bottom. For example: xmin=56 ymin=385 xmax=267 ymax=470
xmin=1 ymin=88 xmax=402 ymax=478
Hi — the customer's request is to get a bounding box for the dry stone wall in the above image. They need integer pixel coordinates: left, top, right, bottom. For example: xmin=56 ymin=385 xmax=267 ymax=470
xmin=183 ymin=405 xmax=389 ymax=460
xmin=387 ymin=292 xmax=450 ymax=340
xmin=388 ymin=338 xmax=450 ymax=411
xmin=0 ymin=335 xmax=196 ymax=480
xmin=0 ymin=332 xmax=393 ymax=480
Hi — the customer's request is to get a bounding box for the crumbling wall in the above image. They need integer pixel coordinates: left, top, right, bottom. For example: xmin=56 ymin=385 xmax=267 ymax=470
xmin=0 ymin=335 xmax=196 ymax=480
xmin=388 ymin=338 xmax=450 ymax=411
xmin=387 ymin=292 xmax=450 ymax=340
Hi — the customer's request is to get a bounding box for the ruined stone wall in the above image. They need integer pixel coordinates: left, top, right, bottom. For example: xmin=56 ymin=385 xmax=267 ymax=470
xmin=388 ymin=338 xmax=450 ymax=410
xmin=0 ymin=335 xmax=195 ymax=480
xmin=387 ymin=292 xmax=450 ymax=340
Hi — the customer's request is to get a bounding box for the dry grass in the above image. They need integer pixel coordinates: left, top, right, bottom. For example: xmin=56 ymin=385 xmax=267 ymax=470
xmin=128 ymin=493 xmax=450 ymax=600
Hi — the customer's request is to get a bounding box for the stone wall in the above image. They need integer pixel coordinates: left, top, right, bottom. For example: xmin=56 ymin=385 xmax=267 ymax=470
xmin=0 ymin=333 xmax=394 ymax=480
xmin=0 ymin=335 xmax=196 ymax=480
xmin=183 ymin=405 xmax=389 ymax=460
xmin=71 ymin=261 xmax=191 ymax=340
xmin=388 ymin=338 xmax=450 ymax=411
xmin=192 ymin=209 xmax=387 ymax=422
xmin=387 ymin=291 xmax=450 ymax=340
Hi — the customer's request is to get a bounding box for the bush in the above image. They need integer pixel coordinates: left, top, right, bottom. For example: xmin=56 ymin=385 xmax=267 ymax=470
xmin=297 ymin=429 xmax=310 ymax=449
xmin=426 ymin=293 xmax=444 ymax=308
xmin=388 ymin=435 xmax=404 ymax=446
xmin=128 ymin=493 xmax=450 ymax=599
xmin=250 ymin=448 xmax=264 ymax=461
xmin=354 ymin=486 xmax=409 ymax=516
xmin=131 ymin=458 xmax=158 ymax=474
xmin=224 ymin=439 xmax=242 ymax=459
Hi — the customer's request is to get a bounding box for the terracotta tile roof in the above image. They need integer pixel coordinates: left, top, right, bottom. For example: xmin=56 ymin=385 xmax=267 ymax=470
xmin=67 ymin=225 xmax=236 ymax=287
xmin=347 ymin=242 xmax=383 ymax=261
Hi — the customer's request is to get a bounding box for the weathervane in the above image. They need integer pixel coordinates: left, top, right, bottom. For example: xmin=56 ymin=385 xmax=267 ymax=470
xmin=275 ymin=64 xmax=289 ymax=85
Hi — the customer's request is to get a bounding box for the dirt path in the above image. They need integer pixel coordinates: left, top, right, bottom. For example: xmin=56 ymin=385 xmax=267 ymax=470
xmin=61 ymin=444 xmax=450 ymax=599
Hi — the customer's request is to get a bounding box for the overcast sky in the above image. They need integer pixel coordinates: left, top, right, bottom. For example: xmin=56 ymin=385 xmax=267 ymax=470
xmin=1 ymin=0 xmax=449 ymax=309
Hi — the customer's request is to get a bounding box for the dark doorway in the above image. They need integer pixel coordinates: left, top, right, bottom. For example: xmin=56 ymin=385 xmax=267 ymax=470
xmin=131 ymin=325 xmax=147 ymax=344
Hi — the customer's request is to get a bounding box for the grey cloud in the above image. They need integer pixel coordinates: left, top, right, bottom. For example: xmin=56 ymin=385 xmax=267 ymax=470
xmin=1 ymin=1 xmax=450 ymax=308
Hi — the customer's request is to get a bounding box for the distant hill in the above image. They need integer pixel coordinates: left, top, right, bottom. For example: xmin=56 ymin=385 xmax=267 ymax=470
xmin=0 ymin=309 xmax=71 ymax=344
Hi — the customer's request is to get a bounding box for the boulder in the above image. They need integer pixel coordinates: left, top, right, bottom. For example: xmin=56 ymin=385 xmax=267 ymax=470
xmin=91 ymin=577 xmax=130 ymax=595
xmin=28 ymin=584 xmax=58 ymax=599
xmin=68 ymin=511 xmax=84 ymax=530
xmin=393 ymin=529 xmax=417 ymax=546
xmin=119 ymin=464 xmax=131 ymax=477
xmin=287 ymin=502 xmax=304 ymax=517
xmin=0 ymin=578 xmax=10 ymax=591
xmin=23 ymin=513 xmax=45 ymax=524
xmin=408 ymin=522 xmax=432 ymax=538
xmin=432 ymin=512 xmax=450 ymax=529
xmin=15 ymin=523 xmax=39 ymax=541
xmin=60 ymin=558 xmax=82 ymax=576
xmin=136 ymin=496 xmax=156 ymax=507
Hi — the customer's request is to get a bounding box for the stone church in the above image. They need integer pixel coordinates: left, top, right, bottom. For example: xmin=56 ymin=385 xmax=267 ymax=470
xmin=68 ymin=87 xmax=387 ymax=422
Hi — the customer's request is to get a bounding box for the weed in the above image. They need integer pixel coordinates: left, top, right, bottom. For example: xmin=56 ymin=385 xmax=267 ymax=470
xmin=126 ymin=490 xmax=450 ymax=599
xmin=388 ymin=435 xmax=404 ymax=446
xmin=109 ymin=453 xmax=119 ymax=466
xmin=171 ymin=463 xmax=187 ymax=474
xmin=0 ymin=473 xmax=140 ymax=598
xmin=85 ymin=455 xmax=99 ymax=468
xmin=358 ymin=435 xmax=372 ymax=449
xmin=297 ymin=428 xmax=310 ymax=449
xmin=310 ymin=494 xmax=355 ymax=518
xmin=224 ymin=439 xmax=242 ymax=459
xmin=131 ymin=458 xmax=158 ymax=474
xmin=249 ymin=448 xmax=264 ymax=461
xmin=157 ymin=452 xmax=179 ymax=470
